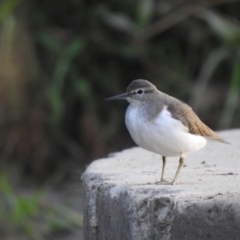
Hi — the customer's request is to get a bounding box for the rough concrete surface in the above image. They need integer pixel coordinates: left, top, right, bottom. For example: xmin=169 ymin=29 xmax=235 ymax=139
xmin=82 ymin=129 xmax=240 ymax=240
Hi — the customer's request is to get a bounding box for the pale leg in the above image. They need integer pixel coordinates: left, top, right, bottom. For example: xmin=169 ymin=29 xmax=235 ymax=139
xmin=172 ymin=156 xmax=185 ymax=185
xmin=160 ymin=156 xmax=167 ymax=182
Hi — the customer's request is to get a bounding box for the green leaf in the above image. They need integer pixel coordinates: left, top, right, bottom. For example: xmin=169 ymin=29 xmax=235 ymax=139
xmin=0 ymin=171 xmax=15 ymax=207
xmin=199 ymin=10 xmax=240 ymax=46
xmin=72 ymin=75 xmax=92 ymax=99
xmin=46 ymin=86 xmax=64 ymax=127
xmin=38 ymin=32 xmax=62 ymax=54
xmin=62 ymin=38 xmax=86 ymax=59
xmin=0 ymin=0 xmax=24 ymax=21
xmin=0 ymin=171 xmax=12 ymax=194
xmin=137 ymin=0 xmax=154 ymax=27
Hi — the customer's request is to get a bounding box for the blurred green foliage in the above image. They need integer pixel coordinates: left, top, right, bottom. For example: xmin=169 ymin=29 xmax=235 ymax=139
xmin=0 ymin=0 xmax=23 ymax=21
xmin=0 ymin=171 xmax=83 ymax=239
xmin=40 ymin=32 xmax=86 ymax=129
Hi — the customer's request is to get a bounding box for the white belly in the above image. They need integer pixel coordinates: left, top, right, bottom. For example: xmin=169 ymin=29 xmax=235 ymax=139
xmin=125 ymin=105 xmax=207 ymax=157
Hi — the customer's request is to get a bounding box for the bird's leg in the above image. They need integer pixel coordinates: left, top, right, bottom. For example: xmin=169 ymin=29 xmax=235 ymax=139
xmin=160 ymin=156 xmax=167 ymax=182
xmin=172 ymin=156 xmax=185 ymax=185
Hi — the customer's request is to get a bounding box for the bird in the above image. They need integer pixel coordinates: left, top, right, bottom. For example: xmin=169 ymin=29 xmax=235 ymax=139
xmin=105 ymin=79 xmax=227 ymax=185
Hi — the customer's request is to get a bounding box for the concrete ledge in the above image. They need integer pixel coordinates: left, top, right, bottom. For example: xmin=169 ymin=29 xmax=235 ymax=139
xmin=83 ymin=129 xmax=240 ymax=240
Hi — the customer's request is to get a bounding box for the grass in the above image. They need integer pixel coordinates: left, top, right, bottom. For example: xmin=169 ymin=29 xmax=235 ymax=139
xmin=0 ymin=171 xmax=83 ymax=240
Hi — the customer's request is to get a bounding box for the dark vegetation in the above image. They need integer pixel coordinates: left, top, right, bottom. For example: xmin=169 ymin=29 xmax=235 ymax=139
xmin=0 ymin=0 xmax=239 ymax=239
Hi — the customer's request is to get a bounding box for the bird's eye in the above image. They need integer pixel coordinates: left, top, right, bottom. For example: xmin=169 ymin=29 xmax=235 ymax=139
xmin=137 ymin=89 xmax=144 ymax=95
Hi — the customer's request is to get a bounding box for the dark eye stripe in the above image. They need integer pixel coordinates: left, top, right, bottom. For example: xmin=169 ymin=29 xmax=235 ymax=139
xmin=144 ymin=89 xmax=154 ymax=94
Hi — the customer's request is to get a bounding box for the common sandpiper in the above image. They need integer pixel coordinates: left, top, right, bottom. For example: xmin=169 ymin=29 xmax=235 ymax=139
xmin=105 ymin=79 xmax=227 ymax=185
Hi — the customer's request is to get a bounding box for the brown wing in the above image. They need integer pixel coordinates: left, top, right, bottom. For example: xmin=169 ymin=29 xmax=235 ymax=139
xmin=164 ymin=94 xmax=227 ymax=143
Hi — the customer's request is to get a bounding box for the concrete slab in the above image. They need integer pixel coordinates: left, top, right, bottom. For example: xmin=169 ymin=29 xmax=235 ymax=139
xmin=82 ymin=129 xmax=240 ymax=240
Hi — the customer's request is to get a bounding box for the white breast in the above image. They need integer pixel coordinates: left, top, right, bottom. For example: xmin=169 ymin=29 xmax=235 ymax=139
xmin=125 ymin=105 xmax=207 ymax=157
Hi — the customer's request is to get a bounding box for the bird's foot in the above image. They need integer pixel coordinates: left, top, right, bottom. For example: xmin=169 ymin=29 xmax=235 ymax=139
xmin=171 ymin=181 xmax=178 ymax=185
xmin=155 ymin=179 xmax=178 ymax=185
xmin=155 ymin=179 xmax=170 ymax=185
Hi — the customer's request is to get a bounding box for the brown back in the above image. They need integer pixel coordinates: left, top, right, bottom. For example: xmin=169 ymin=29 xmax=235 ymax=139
xmin=162 ymin=93 xmax=226 ymax=143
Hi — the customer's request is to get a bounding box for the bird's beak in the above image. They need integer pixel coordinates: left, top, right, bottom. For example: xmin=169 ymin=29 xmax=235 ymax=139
xmin=104 ymin=92 xmax=128 ymax=101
